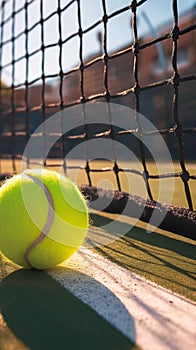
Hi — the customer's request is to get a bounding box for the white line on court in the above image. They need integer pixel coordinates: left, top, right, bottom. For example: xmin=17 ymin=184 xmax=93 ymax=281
xmin=48 ymin=247 xmax=196 ymax=350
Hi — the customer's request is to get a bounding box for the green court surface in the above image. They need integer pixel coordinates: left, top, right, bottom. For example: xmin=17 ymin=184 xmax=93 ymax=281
xmin=0 ymin=210 xmax=195 ymax=350
xmin=0 ymin=160 xmax=195 ymax=349
xmin=89 ymin=212 xmax=196 ymax=301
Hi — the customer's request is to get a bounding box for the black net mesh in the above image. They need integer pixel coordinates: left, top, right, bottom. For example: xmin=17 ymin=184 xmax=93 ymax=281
xmin=0 ymin=0 xmax=195 ymax=237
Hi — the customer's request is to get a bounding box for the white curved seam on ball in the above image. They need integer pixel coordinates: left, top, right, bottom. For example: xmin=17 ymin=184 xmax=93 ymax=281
xmin=23 ymin=174 xmax=55 ymax=267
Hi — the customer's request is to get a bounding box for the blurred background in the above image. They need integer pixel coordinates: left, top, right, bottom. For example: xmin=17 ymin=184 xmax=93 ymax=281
xmin=0 ymin=0 xmax=195 ymax=160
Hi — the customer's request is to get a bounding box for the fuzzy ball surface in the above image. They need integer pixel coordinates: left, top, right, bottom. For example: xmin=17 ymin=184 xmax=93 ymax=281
xmin=0 ymin=169 xmax=88 ymax=270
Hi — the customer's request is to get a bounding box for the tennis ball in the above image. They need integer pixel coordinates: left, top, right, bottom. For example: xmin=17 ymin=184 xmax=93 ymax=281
xmin=0 ymin=168 xmax=88 ymax=270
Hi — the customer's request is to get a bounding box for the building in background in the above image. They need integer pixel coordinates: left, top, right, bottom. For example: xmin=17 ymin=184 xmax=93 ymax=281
xmin=60 ymin=7 xmax=195 ymax=104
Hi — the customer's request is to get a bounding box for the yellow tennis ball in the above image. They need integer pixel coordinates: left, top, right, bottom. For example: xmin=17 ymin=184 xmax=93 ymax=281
xmin=0 ymin=168 xmax=88 ymax=270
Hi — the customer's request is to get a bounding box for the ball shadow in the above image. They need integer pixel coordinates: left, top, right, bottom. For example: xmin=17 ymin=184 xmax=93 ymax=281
xmin=0 ymin=269 xmax=135 ymax=350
